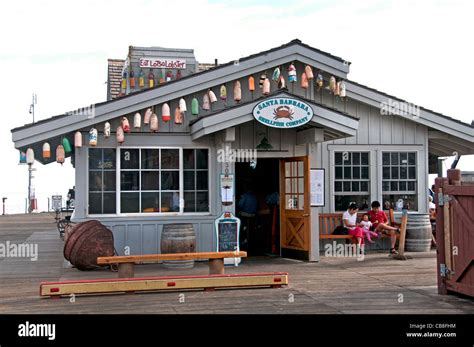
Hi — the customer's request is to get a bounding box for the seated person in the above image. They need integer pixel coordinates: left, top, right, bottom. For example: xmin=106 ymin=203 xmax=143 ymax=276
xmin=342 ymin=203 xmax=365 ymax=250
xmin=359 ymin=213 xmax=378 ymax=243
xmin=368 ymin=201 xmax=399 ymax=254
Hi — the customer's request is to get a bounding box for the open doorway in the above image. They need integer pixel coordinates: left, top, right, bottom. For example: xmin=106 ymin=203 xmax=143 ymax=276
xmin=235 ymin=159 xmax=280 ymax=256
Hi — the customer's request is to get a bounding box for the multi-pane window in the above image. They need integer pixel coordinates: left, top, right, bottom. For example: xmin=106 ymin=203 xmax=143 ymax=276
xmin=183 ymin=149 xmax=209 ymax=212
xmin=120 ymin=148 xmax=180 ymax=213
xmin=334 ymin=151 xmax=370 ymax=211
xmin=88 ymin=147 xmax=209 ymax=215
xmin=284 ymin=161 xmax=305 ymax=210
xmin=382 ymin=152 xmax=417 ymax=210
xmin=88 ymin=148 xmax=116 ymax=214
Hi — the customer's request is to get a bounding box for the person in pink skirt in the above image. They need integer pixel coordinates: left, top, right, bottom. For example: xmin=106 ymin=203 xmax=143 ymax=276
xmin=342 ymin=203 xmax=365 ymax=251
xmin=359 ymin=214 xmax=378 ymax=243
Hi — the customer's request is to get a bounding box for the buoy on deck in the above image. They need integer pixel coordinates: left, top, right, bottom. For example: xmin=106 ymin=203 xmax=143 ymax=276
xmin=74 ymin=132 xmax=82 ymax=148
xmin=42 ymin=143 xmax=51 ymax=159
xmin=162 ymin=103 xmax=171 ymax=122
xmin=89 ymin=128 xmax=98 ymax=146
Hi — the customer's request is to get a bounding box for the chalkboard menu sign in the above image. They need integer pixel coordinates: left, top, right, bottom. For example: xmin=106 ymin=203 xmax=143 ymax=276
xmin=215 ymin=212 xmax=241 ymax=266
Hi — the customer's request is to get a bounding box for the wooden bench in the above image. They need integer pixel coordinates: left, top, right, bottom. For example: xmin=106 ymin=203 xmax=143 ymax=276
xmin=319 ymin=210 xmax=400 ymax=240
xmin=97 ymin=251 xmax=247 ymax=278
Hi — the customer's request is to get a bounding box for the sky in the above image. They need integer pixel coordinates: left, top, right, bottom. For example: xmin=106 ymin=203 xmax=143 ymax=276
xmin=1 ymin=0 xmax=473 ymax=214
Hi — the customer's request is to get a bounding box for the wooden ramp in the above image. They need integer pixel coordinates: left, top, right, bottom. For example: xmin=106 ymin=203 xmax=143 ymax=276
xmin=40 ymin=272 xmax=289 ymax=298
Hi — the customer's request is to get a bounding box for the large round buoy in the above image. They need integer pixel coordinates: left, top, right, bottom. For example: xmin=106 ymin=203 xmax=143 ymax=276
xmin=134 ymin=112 xmax=141 ymax=129
xmin=150 ymin=113 xmax=159 ymax=132
xmin=263 ymin=78 xmax=270 ymax=95
xmin=116 ymin=126 xmax=125 ymax=144
xmin=74 ymin=131 xmax=82 ymax=148
xmin=121 ymin=117 xmax=130 ymax=133
xmin=301 ymin=72 xmax=309 ymax=89
xmin=305 ymin=65 xmax=314 ymax=80
xmin=144 ymin=108 xmax=152 ymax=124
xmin=234 ymin=80 xmax=242 ymax=102
xmin=208 ymin=89 xmax=217 ymax=103
xmin=26 ymin=148 xmax=35 ymax=164
xmin=62 ymin=137 xmax=72 ymax=153
xmin=174 ymin=106 xmax=183 ymax=124
xmin=248 ymin=76 xmax=255 ymax=92
xmin=56 ymin=145 xmax=65 ymax=164
xmin=220 ymin=85 xmax=227 ymax=100
xmin=89 ymin=128 xmax=98 ymax=146
xmin=179 ymin=98 xmax=187 ymax=113
xmin=162 ymin=103 xmax=171 ymax=122
xmin=202 ymin=93 xmax=210 ymax=110
xmin=191 ymin=97 xmax=199 ymax=116
xmin=42 ymin=143 xmax=51 ymax=159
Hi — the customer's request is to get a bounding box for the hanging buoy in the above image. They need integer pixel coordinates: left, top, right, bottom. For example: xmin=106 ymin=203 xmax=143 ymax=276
xmin=150 ymin=113 xmax=159 ymax=132
xmin=301 ymin=72 xmax=309 ymax=89
xmin=121 ymin=117 xmax=131 ymax=133
xmin=339 ymin=81 xmax=347 ymax=98
xmin=174 ymin=106 xmax=183 ymax=124
xmin=316 ymin=72 xmax=324 ymax=90
xmin=129 ymin=70 xmax=136 ymax=89
xmin=144 ymin=108 xmax=152 ymax=124
xmin=74 ymin=131 xmax=82 ymax=148
xmin=263 ymin=78 xmax=270 ymax=95
xmin=104 ymin=122 xmax=111 ymax=138
xmin=56 ymin=145 xmax=65 ymax=164
xmin=179 ymin=98 xmax=187 ymax=113
xmin=134 ymin=112 xmax=141 ymax=129
xmin=176 ymin=70 xmax=182 ymax=79
xmin=278 ymin=75 xmax=286 ymax=89
xmin=208 ymin=89 xmax=217 ymax=103
xmin=116 ymin=126 xmax=125 ymax=144
xmin=191 ymin=97 xmax=199 ymax=116
xmin=259 ymin=74 xmax=266 ymax=89
xmin=335 ymin=81 xmax=341 ymax=96
xmin=89 ymin=128 xmax=98 ymax=146
xmin=42 ymin=143 xmax=51 ymax=159
xmin=234 ymin=80 xmax=242 ymax=102
xmin=220 ymin=85 xmax=227 ymax=101
xmin=166 ymin=70 xmax=173 ymax=82
xmin=248 ymin=76 xmax=255 ymax=92
xmin=62 ymin=137 xmax=72 ymax=153
xmin=272 ymin=67 xmax=280 ymax=82
xmin=288 ymin=64 xmax=297 ymax=83
xmin=121 ymin=71 xmax=127 ymax=90
xmin=159 ymin=71 xmax=165 ymax=84
xmin=26 ymin=148 xmax=35 ymax=164
xmin=202 ymin=93 xmax=210 ymax=110
xmin=305 ymin=65 xmax=314 ymax=80
xmin=138 ymin=69 xmax=145 ymax=88
xmin=148 ymin=69 xmax=155 ymax=88
xmin=162 ymin=103 xmax=171 ymax=122
xmin=329 ymin=76 xmax=336 ymax=93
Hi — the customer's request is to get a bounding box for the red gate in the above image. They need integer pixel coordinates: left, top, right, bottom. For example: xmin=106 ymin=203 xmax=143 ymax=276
xmin=435 ymin=169 xmax=474 ymax=297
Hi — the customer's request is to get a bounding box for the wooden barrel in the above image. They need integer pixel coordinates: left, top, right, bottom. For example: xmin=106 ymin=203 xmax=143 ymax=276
xmin=161 ymin=223 xmax=196 ymax=269
xmin=405 ymin=214 xmax=432 ymax=252
xmin=63 ymin=220 xmax=115 ymax=270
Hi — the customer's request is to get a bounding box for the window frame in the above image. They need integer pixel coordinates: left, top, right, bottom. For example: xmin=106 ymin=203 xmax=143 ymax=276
xmin=87 ymin=146 xmax=211 ymax=217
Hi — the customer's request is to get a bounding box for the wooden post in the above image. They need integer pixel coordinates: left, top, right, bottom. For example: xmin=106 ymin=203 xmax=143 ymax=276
xmin=397 ymin=210 xmax=408 ymax=256
xmin=435 ymin=177 xmax=448 ymax=295
xmin=118 ymin=263 xmax=135 ymax=278
xmin=209 ymin=259 xmax=225 ymax=275
xmin=443 ymin=190 xmax=452 ymax=277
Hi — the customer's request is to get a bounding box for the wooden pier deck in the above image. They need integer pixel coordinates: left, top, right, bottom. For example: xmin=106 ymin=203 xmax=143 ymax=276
xmin=0 ymin=213 xmax=472 ymax=314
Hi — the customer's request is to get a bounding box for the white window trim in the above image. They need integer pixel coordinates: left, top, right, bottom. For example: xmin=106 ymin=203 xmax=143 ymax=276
xmin=87 ymin=146 xmax=211 ymax=217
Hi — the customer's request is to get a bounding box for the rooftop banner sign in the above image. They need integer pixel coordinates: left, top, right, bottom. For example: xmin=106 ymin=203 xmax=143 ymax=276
xmin=139 ymin=58 xmax=186 ymax=69
xmin=253 ymin=97 xmax=313 ymax=129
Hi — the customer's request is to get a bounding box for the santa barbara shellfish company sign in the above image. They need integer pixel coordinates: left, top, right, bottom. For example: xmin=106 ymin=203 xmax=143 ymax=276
xmin=252 ymin=97 xmax=313 ymax=128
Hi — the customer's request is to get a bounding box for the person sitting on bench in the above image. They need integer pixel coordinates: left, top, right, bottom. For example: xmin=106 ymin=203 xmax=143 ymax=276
xmin=368 ymin=200 xmax=399 ymax=254
xmin=342 ymin=203 xmax=365 ymax=251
